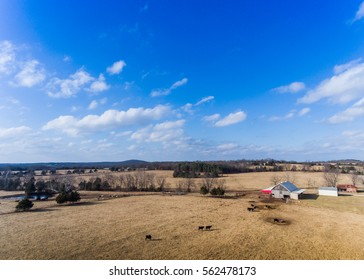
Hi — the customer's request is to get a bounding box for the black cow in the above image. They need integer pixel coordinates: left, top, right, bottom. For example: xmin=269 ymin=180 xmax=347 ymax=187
xmin=205 ymin=225 xmax=212 ymax=230
xmin=145 ymin=235 xmax=152 ymax=240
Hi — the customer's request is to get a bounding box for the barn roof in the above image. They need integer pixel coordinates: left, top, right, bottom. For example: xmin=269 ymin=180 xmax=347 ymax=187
xmin=280 ymin=181 xmax=300 ymax=192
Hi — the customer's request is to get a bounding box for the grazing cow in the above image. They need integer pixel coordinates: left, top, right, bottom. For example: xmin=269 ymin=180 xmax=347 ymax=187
xmin=247 ymin=207 xmax=255 ymax=212
xmin=205 ymin=225 xmax=212 ymax=230
xmin=198 ymin=226 xmax=204 ymax=230
xmin=145 ymin=235 xmax=152 ymax=240
xmin=250 ymin=204 xmax=255 ymax=208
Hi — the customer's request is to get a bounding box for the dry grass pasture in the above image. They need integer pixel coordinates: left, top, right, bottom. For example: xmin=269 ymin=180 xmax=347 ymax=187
xmin=1 ymin=171 xmax=364 ymax=260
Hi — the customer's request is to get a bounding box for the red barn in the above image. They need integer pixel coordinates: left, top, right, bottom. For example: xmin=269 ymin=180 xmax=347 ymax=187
xmin=337 ymin=184 xmax=357 ymax=193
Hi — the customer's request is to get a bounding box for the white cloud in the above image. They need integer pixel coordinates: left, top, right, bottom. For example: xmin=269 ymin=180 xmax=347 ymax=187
xmin=217 ymin=143 xmax=239 ymax=151
xmin=269 ymin=110 xmax=295 ymax=121
xmin=214 ymin=111 xmax=247 ymax=127
xmin=14 ymin=60 xmax=45 ymax=87
xmin=63 ymin=55 xmax=72 ymax=62
xmin=0 ymin=40 xmax=16 ymax=74
xmin=71 ymin=105 xmax=80 ymax=112
xmin=0 ymin=126 xmax=32 ymax=138
xmin=195 ymin=96 xmax=214 ymax=106
xmin=47 ymin=69 xmax=94 ymax=98
xmin=43 ymin=105 xmax=171 ymax=136
xmin=298 ymin=107 xmax=311 ymax=116
xmin=182 ymin=96 xmax=215 ymax=114
xmin=354 ymin=1 xmax=364 ymax=22
xmin=88 ymin=100 xmax=98 ymax=110
xmin=328 ymin=98 xmax=364 ymax=123
xmin=202 ymin=114 xmax=220 ymax=123
xmin=151 ymin=78 xmax=188 ymax=97
xmin=299 ymin=61 xmax=364 ymax=104
xmin=333 ymin=59 xmax=362 ymax=74
xmin=272 ymin=82 xmax=305 ymax=94
xmin=88 ymin=74 xmax=109 ymax=93
xmin=107 ymin=60 xmax=126 ymax=75
xmin=131 ymin=120 xmax=185 ymax=143
xmin=181 ymin=103 xmax=193 ymax=114
xmin=88 ymin=98 xmax=108 ymax=110
xmin=170 ymin=78 xmax=188 ymax=89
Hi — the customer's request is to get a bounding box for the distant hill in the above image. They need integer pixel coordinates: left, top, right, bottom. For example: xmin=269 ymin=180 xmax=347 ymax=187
xmin=0 ymin=159 xmax=149 ymax=171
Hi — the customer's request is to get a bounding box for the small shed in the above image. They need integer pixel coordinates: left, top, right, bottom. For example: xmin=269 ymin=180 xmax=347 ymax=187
xmin=270 ymin=181 xmax=304 ymax=200
xmin=318 ymin=187 xmax=338 ymax=197
xmin=337 ymin=184 xmax=357 ymax=193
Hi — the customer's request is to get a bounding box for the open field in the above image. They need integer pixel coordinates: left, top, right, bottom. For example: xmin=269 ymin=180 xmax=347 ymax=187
xmin=34 ymin=170 xmax=364 ymax=192
xmin=1 ymin=171 xmax=364 ymax=260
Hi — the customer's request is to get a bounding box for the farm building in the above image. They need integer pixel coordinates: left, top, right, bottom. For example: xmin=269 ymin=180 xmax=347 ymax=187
xmin=260 ymin=186 xmax=274 ymax=195
xmin=270 ymin=181 xmax=305 ymax=200
xmin=318 ymin=187 xmax=338 ymax=197
xmin=337 ymin=184 xmax=357 ymax=193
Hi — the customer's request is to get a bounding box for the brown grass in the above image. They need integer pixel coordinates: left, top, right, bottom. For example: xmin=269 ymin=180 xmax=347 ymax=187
xmin=1 ymin=171 xmax=364 ymax=260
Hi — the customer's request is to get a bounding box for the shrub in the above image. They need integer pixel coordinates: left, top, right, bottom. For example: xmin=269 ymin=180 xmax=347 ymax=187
xmin=56 ymin=190 xmax=81 ymax=204
xmin=210 ymin=186 xmax=225 ymax=196
xmin=16 ymin=198 xmax=34 ymax=211
xmin=200 ymin=185 xmax=209 ymax=195
xmin=55 ymin=192 xmax=68 ymax=204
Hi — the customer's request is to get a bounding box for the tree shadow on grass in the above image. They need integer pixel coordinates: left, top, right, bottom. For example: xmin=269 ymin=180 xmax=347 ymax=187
xmin=32 ymin=208 xmax=59 ymax=213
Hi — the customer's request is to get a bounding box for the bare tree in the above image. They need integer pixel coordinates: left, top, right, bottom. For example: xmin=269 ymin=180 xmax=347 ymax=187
xmin=184 ymin=177 xmax=196 ymax=192
xmin=284 ymin=172 xmax=296 ymax=184
xmin=199 ymin=177 xmax=216 ymax=192
xmin=350 ymin=173 xmax=359 ymax=186
xmin=270 ymin=174 xmax=282 ymax=185
xmin=155 ymin=175 xmax=168 ymax=191
xmin=323 ymin=165 xmax=340 ymax=187
xmin=306 ymin=178 xmax=316 ymax=189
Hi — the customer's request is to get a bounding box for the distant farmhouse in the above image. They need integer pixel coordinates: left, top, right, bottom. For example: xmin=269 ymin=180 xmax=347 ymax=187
xmin=261 ymin=181 xmax=304 ymax=200
xmin=337 ymin=184 xmax=357 ymax=193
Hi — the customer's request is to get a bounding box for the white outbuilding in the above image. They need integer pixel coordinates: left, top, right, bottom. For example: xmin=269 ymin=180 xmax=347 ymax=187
xmin=318 ymin=187 xmax=338 ymax=197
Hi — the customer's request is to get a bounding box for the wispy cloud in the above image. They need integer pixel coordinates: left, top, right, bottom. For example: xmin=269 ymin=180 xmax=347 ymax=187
xmin=107 ymin=60 xmax=126 ymax=75
xmin=333 ymin=58 xmax=362 ymax=74
xmin=195 ymin=96 xmax=214 ymax=106
xmin=88 ymin=98 xmax=107 ymax=110
xmin=13 ymin=60 xmax=46 ymax=87
xmin=269 ymin=110 xmax=295 ymax=121
xmin=269 ymin=108 xmax=310 ymax=121
xmin=353 ymin=1 xmax=364 ymax=22
xmin=0 ymin=40 xmax=16 ymax=74
xmin=206 ymin=111 xmax=247 ymax=127
xmin=151 ymin=78 xmax=188 ymax=97
xmin=43 ymin=105 xmax=172 ymax=136
xmin=0 ymin=126 xmax=32 ymax=138
xmin=299 ymin=60 xmax=364 ymax=104
xmin=202 ymin=114 xmax=220 ymax=123
xmin=272 ymin=81 xmax=305 ymax=94
xmin=328 ymin=98 xmax=364 ymax=123
xmin=298 ymin=107 xmax=311 ymax=116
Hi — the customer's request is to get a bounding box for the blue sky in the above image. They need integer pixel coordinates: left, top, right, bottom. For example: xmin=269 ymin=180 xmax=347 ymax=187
xmin=1 ymin=1 xmax=364 ymax=162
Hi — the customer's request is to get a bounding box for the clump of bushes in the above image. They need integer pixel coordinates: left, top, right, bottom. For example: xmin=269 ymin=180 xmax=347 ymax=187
xmin=16 ymin=198 xmax=34 ymax=211
xmin=56 ymin=190 xmax=81 ymax=204
xmin=200 ymin=186 xmax=209 ymax=195
xmin=209 ymin=186 xmax=225 ymax=196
